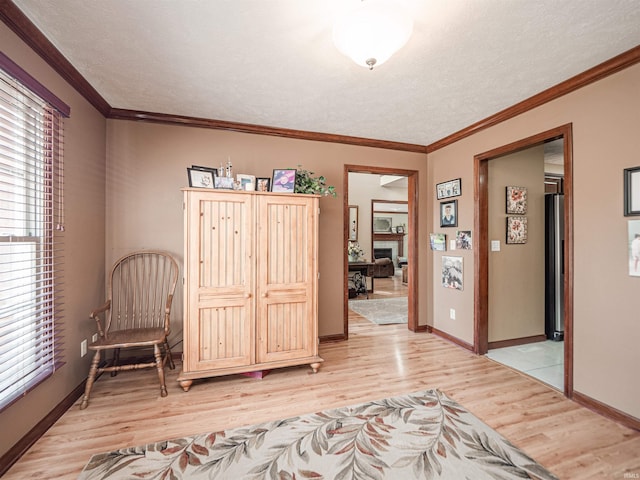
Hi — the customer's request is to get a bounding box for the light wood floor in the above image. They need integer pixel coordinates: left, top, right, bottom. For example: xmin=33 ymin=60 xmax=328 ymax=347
xmin=5 ymin=279 xmax=640 ymax=479
xmin=353 ymin=270 xmax=409 ymax=301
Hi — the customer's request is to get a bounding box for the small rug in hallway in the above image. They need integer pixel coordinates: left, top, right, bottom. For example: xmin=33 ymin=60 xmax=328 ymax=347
xmin=349 ymin=297 xmax=408 ymax=324
xmin=79 ymin=389 xmax=557 ymax=480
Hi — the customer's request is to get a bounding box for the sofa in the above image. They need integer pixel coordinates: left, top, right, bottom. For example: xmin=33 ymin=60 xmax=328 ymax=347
xmin=372 ymin=257 xmax=395 ymax=277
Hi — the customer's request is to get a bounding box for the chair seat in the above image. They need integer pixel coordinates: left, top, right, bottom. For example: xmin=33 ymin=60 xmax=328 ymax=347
xmin=90 ymin=327 xmax=167 ymax=350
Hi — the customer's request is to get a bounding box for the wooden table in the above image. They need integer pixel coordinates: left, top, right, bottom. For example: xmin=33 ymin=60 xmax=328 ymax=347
xmin=348 ymin=261 xmax=375 ymax=298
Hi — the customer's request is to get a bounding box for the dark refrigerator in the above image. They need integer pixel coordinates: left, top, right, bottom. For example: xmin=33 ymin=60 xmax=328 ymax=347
xmin=545 ymin=193 xmax=564 ymax=341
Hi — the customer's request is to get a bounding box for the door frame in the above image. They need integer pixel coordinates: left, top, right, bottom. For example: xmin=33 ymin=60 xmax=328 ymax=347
xmin=343 ymin=165 xmax=419 ymax=339
xmin=474 ymin=124 xmax=574 ymax=397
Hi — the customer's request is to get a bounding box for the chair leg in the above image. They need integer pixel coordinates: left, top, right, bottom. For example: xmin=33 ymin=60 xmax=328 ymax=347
xmin=80 ymin=350 xmax=101 ymax=409
xmin=110 ymin=348 xmax=120 ymax=377
xmin=164 ymin=339 xmax=175 ymax=370
xmin=153 ymin=344 xmax=168 ymax=397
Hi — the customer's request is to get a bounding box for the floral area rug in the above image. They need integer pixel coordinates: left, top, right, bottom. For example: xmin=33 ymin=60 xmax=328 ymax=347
xmin=79 ymin=389 xmax=557 ymax=480
xmin=348 ymin=297 xmax=408 ymax=325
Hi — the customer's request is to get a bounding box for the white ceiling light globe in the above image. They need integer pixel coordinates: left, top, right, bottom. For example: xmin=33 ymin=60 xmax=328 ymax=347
xmin=333 ymin=0 xmax=413 ymax=70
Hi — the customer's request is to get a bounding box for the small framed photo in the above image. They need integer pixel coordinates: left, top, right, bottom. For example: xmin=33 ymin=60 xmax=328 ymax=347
xmin=506 ymin=186 xmax=528 ymax=214
xmin=272 ymin=169 xmax=296 ymax=193
xmin=255 ymin=177 xmax=271 ymax=192
xmin=436 ymin=178 xmax=461 ymax=200
xmin=214 ymin=176 xmax=234 ymax=190
xmin=440 ymin=200 xmax=457 ymax=227
xmin=236 ymin=174 xmax=256 ymax=191
xmin=396 ymin=225 xmax=405 ymax=234
xmin=429 ymin=233 xmax=446 ymax=251
xmin=187 ymin=167 xmax=215 ymax=189
xmin=506 ymin=216 xmax=528 ymax=244
xmin=624 ymin=166 xmax=640 ymax=216
xmin=455 ymin=230 xmax=472 ymax=250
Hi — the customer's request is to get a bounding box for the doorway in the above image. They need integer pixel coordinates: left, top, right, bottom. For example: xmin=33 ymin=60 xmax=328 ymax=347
xmin=484 ymin=139 xmax=565 ymax=391
xmin=343 ymin=165 xmax=419 ymax=340
xmin=474 ymin=124 xmax=573 ymax=397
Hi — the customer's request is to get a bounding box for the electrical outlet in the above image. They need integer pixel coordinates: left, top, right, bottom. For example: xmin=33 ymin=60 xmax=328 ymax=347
xmin=81 ymin=339 xmax=87 ymax=357
xmin=92 ymin=333 xmax=98 ymax=343
xmin=449 ymin=308 xmax=456 ymax=320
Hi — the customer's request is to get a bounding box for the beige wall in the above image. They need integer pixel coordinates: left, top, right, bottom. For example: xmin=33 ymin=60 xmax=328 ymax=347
xmin=429 ymin=63 xmax=640 ymax=418
xmin=105 ymin=121 xmax=430 ymax=342
xmin=488 ymin=146 xmax=545 ymax=342
xmin=0 ymin=24 xmax=107 ymax=457
xmin=429 ymin=164 xmax=473 ymax=344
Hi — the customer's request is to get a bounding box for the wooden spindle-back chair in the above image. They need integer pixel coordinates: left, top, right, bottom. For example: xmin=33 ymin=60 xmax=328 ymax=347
xmin=80 ymin=250 xmax=179 ymax=409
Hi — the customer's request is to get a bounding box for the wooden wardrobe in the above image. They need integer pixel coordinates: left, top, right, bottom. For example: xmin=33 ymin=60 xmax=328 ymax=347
xmin=178 ymin=188 xmax=323 ymax=391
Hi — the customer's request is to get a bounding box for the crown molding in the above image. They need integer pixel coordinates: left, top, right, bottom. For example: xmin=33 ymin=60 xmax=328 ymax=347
xmin=426 ymin=44 xmax=640 ymax=153
xmin=108 ymin=108 xmax=428 ymax=153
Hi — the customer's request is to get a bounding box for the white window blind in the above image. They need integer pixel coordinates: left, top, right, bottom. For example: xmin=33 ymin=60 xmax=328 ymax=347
xmin=0 ymin=66 xmax=65 ymax=411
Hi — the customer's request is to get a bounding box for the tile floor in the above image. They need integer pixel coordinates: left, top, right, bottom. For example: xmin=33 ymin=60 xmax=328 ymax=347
xmin=486 ymin=340 xmax=564 ymax=391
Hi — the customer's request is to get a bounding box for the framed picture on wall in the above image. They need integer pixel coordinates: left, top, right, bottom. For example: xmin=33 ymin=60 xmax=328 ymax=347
xmin=506 ymin=216 xmax=528 ymax=244
xmin=624 ymin=166 xmax=640 ymax=216
xmin=440 ymin=200 xmax=457 ymax=227
xmin=348 ymin=205 xmax=358 ymax=241
xmin=506 ymin=186 xmax=528 ymax=214
xmin=373 ymin=217 xmax=392 ymax=232
xmin=442 ymin=255 xmax=463 ymax=290
xmin=455 ymin=230 xmax=472 ymax=250
xmin=629 ymin=220 xmax=640 ymax=276
xmin=436 ymin=178 xmax=461 ymax=200
xmin=429 ymin=233 xmax=446 ymax=251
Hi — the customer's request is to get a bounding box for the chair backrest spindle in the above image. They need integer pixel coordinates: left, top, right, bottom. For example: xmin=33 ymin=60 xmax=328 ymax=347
xmin=107 ymin=251 xmax=178 ymax=334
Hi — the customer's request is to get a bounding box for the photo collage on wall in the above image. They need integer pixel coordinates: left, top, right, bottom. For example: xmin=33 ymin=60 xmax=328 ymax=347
xmin=433 ymin=178 xmax=469 ymax=291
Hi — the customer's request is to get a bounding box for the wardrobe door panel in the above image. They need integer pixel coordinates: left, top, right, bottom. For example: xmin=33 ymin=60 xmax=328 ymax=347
xmin=256 ymin=195 xmax=318 ymax=363
xmin=184 ymin=191 xmax=254 ymax=372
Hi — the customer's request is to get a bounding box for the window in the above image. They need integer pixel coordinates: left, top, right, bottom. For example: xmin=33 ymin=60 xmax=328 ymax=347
xmin=0 ymin=61 xmax=66 ymax=411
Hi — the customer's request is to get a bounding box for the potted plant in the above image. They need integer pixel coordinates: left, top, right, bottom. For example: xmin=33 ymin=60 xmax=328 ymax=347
xmin=294 ymin=166 xmax=336 ymax=197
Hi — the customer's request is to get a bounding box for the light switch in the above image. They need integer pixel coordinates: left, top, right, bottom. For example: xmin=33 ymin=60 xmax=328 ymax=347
xmin=491 ymin=240 xmax=501 ymax=252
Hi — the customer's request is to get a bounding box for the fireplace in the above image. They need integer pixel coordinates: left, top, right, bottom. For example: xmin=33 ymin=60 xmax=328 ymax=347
xmin=374 ymin=248 xmax=393 ymax=260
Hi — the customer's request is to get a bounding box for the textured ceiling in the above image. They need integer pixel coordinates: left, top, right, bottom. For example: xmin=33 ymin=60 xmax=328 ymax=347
xmin=12 ymin=0 xmax=640 ymax=147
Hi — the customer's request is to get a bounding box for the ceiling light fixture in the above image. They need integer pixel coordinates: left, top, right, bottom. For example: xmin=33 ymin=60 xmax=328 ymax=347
xmin=332 ymin=0 xmax=413 ymax=70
